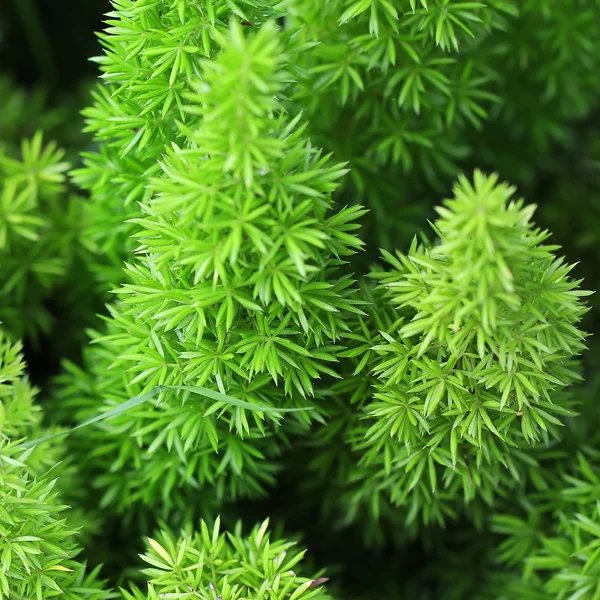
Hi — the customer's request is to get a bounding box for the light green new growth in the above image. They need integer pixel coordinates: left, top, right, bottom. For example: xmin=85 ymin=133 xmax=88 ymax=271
xmin=303 ymin=170 xmax=590 ymax=533
xmin=57 ymin=19 xmax=365 ymax=516
xmin=75 ymin=0 xmax=285 ymax=288
xmin=121 ymin=518 xmax=332 ymax=600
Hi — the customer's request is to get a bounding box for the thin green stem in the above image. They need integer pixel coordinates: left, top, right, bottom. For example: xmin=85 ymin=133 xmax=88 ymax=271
xmin=12 ymin=0 xmax=58 ymax=92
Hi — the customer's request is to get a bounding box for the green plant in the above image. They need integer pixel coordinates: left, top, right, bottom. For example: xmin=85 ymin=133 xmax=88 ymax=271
xmin=0 ymin=133 xmax=96 ymax=344
xmin=56 ymin=19 xmax=364 ymax=521
xmin=2 ymin=0 xmax=600 ymax=598
xmin=297 ymin=170 xmax=589 ymax=542
xmin=0 ymin=332 xmax=111 ymax=600
xmin=122 ymin=518 xmax=331 ymax=600
xmin=74 ymin=0 xmax=289 ymax=289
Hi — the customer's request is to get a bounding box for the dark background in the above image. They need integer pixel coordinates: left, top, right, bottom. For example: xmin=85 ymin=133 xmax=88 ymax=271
xmin=0 ymin=0 xmax=107 ymax=95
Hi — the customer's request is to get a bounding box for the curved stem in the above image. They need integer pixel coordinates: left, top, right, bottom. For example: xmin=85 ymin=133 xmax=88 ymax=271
xmin=12 ymin=0 xmax=58 ymax=92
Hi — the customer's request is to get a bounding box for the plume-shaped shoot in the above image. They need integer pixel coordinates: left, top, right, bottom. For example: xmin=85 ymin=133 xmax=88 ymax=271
xmin=56 ymin=20 xmax=364 ymax=517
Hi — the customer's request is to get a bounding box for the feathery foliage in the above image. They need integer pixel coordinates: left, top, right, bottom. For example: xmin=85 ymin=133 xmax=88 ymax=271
xmin=56 ymin=19 xmax=364 ymax=520
xmin=0 ymin=134 xmax=76 ymax=340
xmin=2 ymin=0 xmax=600 ymax=597
xmin=0 ymin=332 xmax=111 ymax=600
xmin=122 ymin=518 xmax=332 ymax=600
xmin=299 ymin=170 xmax=590 ymax=537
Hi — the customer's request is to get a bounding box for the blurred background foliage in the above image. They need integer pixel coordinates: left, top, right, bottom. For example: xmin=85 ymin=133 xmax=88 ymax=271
xmin=0 ymin=1 xmax=109 ymax=381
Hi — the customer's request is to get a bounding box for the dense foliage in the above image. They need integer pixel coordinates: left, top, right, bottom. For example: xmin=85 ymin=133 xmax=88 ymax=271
xmin=0 ymin=333 xmax=111 ymax=600
xmin=1 ymin=0 xmax=600 ymax=598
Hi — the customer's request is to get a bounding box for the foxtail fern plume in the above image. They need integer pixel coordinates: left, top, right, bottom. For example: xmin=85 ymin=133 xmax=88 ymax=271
xmin=370 ymin=170 xmax=588 ymax=441
xmin=301 ymin=170 xmax=590 ymax=536
xmin=75 ymin=0 xmax=286 ymax=289
xmin=56 ymin=20 xmax=365 ymax=519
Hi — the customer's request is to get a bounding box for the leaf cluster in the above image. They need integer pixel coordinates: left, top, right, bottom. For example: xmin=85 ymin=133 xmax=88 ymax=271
xmin=0 ymin=133 xmax=90 ymax=341
xmin=75 ymin=0 xmax=285 ymax=288
xmin=296 ymin=171 xmax=590 ymax=534
xmin=122 ymin=518 xmax=332 ymax=600
xmin=55 ymin=19 xmax=365 ymax=518
xmin=0 ymin=331 xmax=112 ymax=600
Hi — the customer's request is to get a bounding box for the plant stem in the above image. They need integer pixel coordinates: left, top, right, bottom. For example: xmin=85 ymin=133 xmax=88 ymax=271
xmin=12 ymin=0 xmax=58 ymax=92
